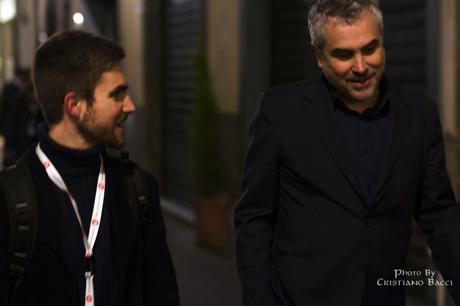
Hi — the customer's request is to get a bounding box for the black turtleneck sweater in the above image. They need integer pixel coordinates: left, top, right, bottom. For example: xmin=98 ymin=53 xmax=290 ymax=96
xmin=37 ymin=123 xmax=113 ymax=306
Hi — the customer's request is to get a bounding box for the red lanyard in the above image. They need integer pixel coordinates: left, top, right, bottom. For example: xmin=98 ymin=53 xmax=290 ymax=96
xmin=36 ymin=144 xmax=106 ymax=306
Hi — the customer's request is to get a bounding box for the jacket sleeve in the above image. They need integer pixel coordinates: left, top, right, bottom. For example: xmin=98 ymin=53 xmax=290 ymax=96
xmin=234 ymin=92 xmax=280 ymax=306
xmin=142 ymin=172 xmax=180 ymax=306
xmin=0 ymin=190 xmax=11 ymax=305
xmin=415 ymin=102 xmax=460 ymax=304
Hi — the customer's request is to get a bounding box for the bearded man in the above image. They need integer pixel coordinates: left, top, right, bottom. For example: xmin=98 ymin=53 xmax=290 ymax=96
xmin=235 ymin=1 xmax=460 ymax=305
xmin=0 ymin=30 xmax=179 ymax=306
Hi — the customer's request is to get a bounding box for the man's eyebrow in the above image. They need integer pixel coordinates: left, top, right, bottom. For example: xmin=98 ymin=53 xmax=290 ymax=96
xmin=330 ymin=38 xmax=380 ymax=54
xmin=108 ymin=84 xmax=129 ymax=98
xmin=362 ymin=39 xmax=379 ymax=50
xmin=331 ymin=47 xmax=353 ymax=55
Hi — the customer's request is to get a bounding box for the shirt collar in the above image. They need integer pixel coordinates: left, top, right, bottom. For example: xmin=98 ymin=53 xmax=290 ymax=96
xmin=37 ymin=122 xmax=104 ymax=176
xmin=322 ymin=73 xmax=390 ymax=117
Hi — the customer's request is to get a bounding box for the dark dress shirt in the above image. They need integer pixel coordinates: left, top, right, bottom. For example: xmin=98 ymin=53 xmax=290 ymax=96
xmin=325 ymin=76 xmax=390 ymax=206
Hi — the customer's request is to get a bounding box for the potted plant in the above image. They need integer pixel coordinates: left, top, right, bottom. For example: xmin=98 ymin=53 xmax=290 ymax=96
xmin=188 ymin=50 xmax=229 ymax=250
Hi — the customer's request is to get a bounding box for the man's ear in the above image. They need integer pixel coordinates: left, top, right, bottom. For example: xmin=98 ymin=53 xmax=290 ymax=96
xmin=63 ymin=92 xmax=82 ymax=118
xmin=311 ymin=43 xmax=324 ymax=69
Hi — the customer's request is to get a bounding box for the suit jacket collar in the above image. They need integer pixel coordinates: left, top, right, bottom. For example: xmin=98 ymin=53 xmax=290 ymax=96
xmin=302 ymin=74 xmax=410 ymax=212
xmin=372 ymin=82 xmax=411 ymax=206
xmin=302 ymin=75 xmax=365 ymax=215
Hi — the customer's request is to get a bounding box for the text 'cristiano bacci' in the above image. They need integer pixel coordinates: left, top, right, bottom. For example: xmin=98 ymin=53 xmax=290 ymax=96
xmin=376 ymin=269 xmax=453 ymax=287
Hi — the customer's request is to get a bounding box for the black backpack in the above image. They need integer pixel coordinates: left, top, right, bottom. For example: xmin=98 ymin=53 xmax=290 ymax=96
xmin=0 ymin=152 xmax=149 ymax=288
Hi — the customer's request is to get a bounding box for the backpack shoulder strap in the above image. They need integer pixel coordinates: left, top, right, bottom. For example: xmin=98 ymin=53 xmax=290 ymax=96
xmin=111 ymin=151 xmax=150 ymax=244
xmin=131 ymin=165 xmax=149 ymax=244
xmin=0 ymin=157 xmax=37 ymax=283
xmin=131 ymin=163 xmax=148 ymax=212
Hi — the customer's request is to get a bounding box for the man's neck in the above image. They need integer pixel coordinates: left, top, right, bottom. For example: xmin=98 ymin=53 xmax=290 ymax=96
xmin=341 ymin=101 xmax=375 ymax=114
xmin=48 ymin=121 xmax=93 ymax=150
xmin=337 ymin=93 xmax=379 ymax=114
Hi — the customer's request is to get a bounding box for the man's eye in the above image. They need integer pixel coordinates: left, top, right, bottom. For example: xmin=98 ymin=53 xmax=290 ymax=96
xmin=113 ymin=92 xmax=127 ymax=102
xmin=362 ymin=46 xmax=377 ymax=55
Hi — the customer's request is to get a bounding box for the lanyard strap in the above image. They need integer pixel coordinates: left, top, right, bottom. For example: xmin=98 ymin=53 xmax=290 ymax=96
xmin=35 ymin=143 xmax=105 ymax=306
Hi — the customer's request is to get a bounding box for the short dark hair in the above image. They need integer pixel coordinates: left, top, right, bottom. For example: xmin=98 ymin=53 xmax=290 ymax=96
xmin=308 ymin=0 xmax=383 ymax=50
xmin=32 ymin=30 xmax=125 ymax=125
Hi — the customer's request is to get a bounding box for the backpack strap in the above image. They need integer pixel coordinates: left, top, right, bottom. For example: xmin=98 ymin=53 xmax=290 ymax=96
xmin=0 ymin=158 xmax=37 ymax=285
xmin=132 ymin=165 xmax=149 ymax=245
xmin=117 ymin=152 xmax=150 ymax=245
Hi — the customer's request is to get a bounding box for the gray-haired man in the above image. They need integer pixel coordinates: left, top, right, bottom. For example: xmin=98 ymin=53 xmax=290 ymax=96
xmin=235 ymin=1 xmax=460 ymax=305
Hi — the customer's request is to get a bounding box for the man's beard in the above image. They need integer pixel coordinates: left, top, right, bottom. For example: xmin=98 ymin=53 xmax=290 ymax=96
xmin=77 ymin=110 xmax=126 ymax=149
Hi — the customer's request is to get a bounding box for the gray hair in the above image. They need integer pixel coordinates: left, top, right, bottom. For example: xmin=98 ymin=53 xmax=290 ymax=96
xmin=308 ymin=0 xmax=384 ymax=49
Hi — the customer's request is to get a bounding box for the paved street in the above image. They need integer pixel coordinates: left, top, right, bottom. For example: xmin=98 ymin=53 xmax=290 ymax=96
xmin=165 ymin=215 xmax=243 ymax=306
xmin=164 ymin=213 xmax=454 ymax=306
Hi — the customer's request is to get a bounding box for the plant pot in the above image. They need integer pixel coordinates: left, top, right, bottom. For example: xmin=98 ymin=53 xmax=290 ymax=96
xmin=194 ymin=196 xmax=230 ymax=250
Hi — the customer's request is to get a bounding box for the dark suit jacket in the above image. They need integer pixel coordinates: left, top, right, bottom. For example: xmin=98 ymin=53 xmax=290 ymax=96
xmin=0 ymin=148 xmax=179 ymax=306
xmin=235 ymin=74 xmax=460 ymax=306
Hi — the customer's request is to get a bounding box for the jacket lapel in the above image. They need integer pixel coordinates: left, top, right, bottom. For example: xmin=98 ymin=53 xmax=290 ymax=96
xmin=372 ymin=86 xmax=411 ymax=204
xmin=302 ymin=75 xmax=365 ymax=208
xmin=302 ymin=76 xmax=411 ymax=211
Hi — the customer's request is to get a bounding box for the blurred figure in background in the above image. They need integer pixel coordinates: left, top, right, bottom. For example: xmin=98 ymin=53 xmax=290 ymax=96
xmin=0 ymin=68 xmax=43 ymax=166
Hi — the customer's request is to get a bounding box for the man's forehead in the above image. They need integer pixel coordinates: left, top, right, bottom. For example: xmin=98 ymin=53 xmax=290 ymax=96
xmin=98 ymin=68 xmax=127 ymax=84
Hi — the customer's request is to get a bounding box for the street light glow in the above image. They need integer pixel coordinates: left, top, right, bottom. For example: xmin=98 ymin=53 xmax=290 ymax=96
xmin=0 ymin=0 xmax=17 ymax=24
xmin=72 ymin=12 xmax=84 ymax=25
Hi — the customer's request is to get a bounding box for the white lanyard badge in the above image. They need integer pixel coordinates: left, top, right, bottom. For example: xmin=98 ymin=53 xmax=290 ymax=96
xmin=36 ymin=143 xmax=106 ymax=306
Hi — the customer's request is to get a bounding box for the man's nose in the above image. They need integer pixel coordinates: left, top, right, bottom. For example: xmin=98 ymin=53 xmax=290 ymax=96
xmin=123 ymin=95 xmax=136 ymax=113
xmin=352 ymin=54 xmax=368 ymax=74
